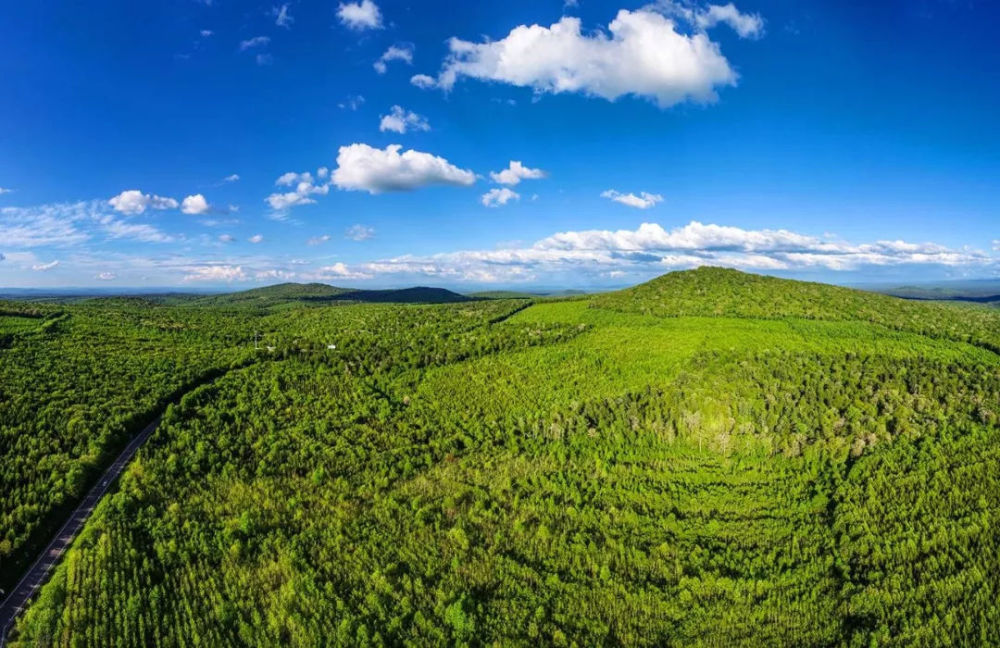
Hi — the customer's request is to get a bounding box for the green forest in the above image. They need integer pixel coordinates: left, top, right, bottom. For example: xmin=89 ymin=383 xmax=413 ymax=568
xmin=3 ymin=268 xmax=1000 ymax=646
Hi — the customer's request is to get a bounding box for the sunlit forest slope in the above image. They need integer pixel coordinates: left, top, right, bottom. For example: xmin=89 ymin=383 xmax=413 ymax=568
xmin=4 ymin=268 xmax=1000 ymax=647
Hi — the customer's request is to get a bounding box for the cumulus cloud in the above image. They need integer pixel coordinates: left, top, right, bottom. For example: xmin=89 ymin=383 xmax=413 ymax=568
xmin=273 ymin=3 xmax=293 ymax=28
xmin=346 ymin=224 xmax=375 ymax=241
xmin=96 ymin=272 xmax=116 ymax=280
xmin=419 ymin=7 xmax=755 ymax=107
xmin=316 ymin=221 xmax=998 ymax=284
xmin=307 ymin=234 xmax=331 ymax=245
xmin=490 ymin=161 xmax=547 ymax=185
xmin=337 ymin=0 xmax=382 ymax=30
xmin=314 ymin=262 xmax=373 ymax=280
xmin=601 ymin=189 xmax=663 ymax=209
xmin=266 ymin=170 xmax=330 ymax=211
xmin=379 ymin=106 xmax=430 ymax=134
xmin=31 ymin=260 xmax=59 ymax=271
xmin=224 ymin=174 xmax=240 ymax=183
xmin=249 ymin=234 xmax=264 ymax=243
xmin=331 ymin=143 xmax=476 ymax=194
xmin=181 ymin=194 xmax=211 ymax=215
xmin=109 ymin=190 xmax=178 ymax=215
xmin=183 ymin=264 xmax=247 ymax=282
xmin=200 ymin=29 xmax=214 ymax=38
xmin=239 ymin=36 xmax=270 ymax=51
xmin=219 ymin=234 xmax=235 ymax=243
xmin=482 ymin=187 xmax=520 ymax=207
xmin=374 ymin=45 xmax=413 ymax=74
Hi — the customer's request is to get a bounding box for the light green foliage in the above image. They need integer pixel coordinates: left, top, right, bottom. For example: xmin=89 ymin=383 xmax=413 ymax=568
xmin=6 ymin=269 xmax=1000 ymax=646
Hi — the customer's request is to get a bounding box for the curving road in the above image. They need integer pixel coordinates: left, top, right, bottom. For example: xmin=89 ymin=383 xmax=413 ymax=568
xmin=0 ymin=415 xmax=163 ymax=647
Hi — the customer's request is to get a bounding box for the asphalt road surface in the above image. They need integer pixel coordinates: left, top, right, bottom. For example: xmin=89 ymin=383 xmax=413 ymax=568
xmin=0 ymin=415 xmax=163 ymax=647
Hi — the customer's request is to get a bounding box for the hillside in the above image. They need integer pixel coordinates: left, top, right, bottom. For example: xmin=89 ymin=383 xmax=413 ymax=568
xmin=5 ymin=271 xmax=1000 ymax=647
xmin=593 ymin=266 xmax=1000 ymax=351
xmin=315 ymin=286 xmax=471 ymax=304
xmin=189 ymin=282 xmax=351 ymax=307
xmin=189 ymin=283 xmax=473 ymax=308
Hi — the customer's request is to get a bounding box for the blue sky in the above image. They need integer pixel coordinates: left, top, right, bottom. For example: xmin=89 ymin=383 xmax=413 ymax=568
xmin=1 ymin=0 xmax=998 ymax=289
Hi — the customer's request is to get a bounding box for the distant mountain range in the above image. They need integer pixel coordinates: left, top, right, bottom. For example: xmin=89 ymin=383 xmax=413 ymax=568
xmin=0 ymin=283 xmax=595 ymax=307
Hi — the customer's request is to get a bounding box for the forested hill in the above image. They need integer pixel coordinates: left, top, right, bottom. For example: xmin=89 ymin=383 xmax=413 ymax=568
xmin=593 ymin=267 xmax=1000 ymax=352
xmin=189 ymin=283 xmax=469 ymax=308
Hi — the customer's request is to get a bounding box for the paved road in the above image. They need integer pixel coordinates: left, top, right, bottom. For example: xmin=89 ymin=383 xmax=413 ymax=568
xmin=0 ymin=415 xmax=163 ymax=647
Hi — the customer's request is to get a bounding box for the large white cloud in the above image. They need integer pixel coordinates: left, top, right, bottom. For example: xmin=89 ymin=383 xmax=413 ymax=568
xmin=331 ymin=143 xmax=476 ymax=194
xmin=379 ymin=106 xmax=430 ymax=134
xmin=337 ymin=0 xmax=382 ymax=30
xmin=421 ymin=7 xmax=759 ymax=107
xmin=108 ymin=190 xmax=178 ymax=215
xmin=315 ymin=221 xmax=998 ymax=284
xmin=490 ymin=161 xmax=546 ymax=185
xmin=601 ymin=189 xmax=663 ymax=209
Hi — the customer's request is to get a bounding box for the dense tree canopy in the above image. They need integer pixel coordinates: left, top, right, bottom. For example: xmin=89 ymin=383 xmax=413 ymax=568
xmin=4 ymin=269 xmax=1000 ymax=646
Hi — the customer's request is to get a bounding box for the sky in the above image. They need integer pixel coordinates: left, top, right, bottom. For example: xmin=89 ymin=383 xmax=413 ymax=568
xmin=1 ymin=0 xmax=998 ymax=290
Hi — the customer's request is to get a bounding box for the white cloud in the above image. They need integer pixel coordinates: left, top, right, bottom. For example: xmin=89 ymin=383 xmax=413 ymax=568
xmin=346 ymin=224 xmax=375 ymax=241
xmin=374 ymin=44 xmax=413 ymax=74
xmin=690 ymin=3 xmax=764 ymax=38
xmin=224 ymin=174 xmax=240 ymax=183
xmin=332 ymin=143 xmax=476 ymax=194
xmin=273 ymin=3 xmax=293 ymax=28
xmin=249 ymin=234 xmax=264 ymax=244
xmin=307 ymin=234 xmax=331 ymax=246
xmin=314 ymin=262 xmax=373 ymax=280
xmin=255 ymin=269 xmax=297 ymax=281
xmin=101 ymin=217 xmax=174 ymax=243
xmin=31 ymin=260 xmax=59 ymax=271
xmin=267 ymin=170 xmax=330 ymax=211
xmin=109 ymin=190 xmax=178 ymax=215
xmin=482 ymin=187 xmax=520 ymax=207
xmin=200 ymin=29 xmax=214 ymax=38
xmin=181 ymin=194 xmax=211 ymax=215
xmin=183 ymin=264 xmax=247 ymax=282
xmin=601 ymin=189 xmax=663 ymax=209
xmin=256 ymin=53 xmax=273 ymax=66
xmin=490 ymin=161 xmax=547 ymax=185
xmin=379 ymin=106 xmax=430 ymax=134
xmin=96 ymin=272 xmax=117 ymax=281
xmin=425 ymin=8 xmax=748 ymax=108
xmin=0 ymin=202 xmax=94 ymax=247
xmin=0 ymin=187 xmax=13 ymax=194
xmin=322 ymin=221 xmax=997 ymax=284
xmin=410 ymin=74 xmax=437 ymax=89
xmin=219 ymin=234 xmax=235 ymax=243
xmin=337 ymin=0 xmax=382 ymax=30
xmin=993 ymin=239 xmax=1000 ymax=252
xmin=239 ymin=36 xmax=270 ymax=51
